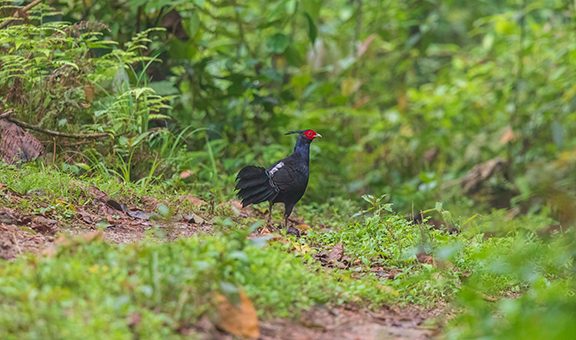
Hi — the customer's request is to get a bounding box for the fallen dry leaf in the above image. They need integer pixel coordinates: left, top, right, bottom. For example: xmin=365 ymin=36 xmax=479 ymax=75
xmin=0 ymin=208 xmax=20 ymax=225
xmin=316 ymin=243 xmax=349 ymax=269
xmin=184 ymin=212 xmax=205 ymax=224
xmin=416 ymin=252 xmax=434 ymax=264
xmin=179 ymin=170 xmax=193 ymax=179
xmin=77 ymin=210 xmax=95 ymax=224
xmin=30 ymin=216 xmax=58 ymax=235
xmin=229 ymin=199 xmax=253 ymax=218
xmin=55 ymin=230 xmax=103 ymax=248
xmin=296 ymin=223 xmax=311 ymax=231
xmin=87 ymin=186 xmax=109 ymax=202
xmin=182 ymin=194 xmax=206 ymax=207
xmin=126 ymin=210 xmax=152 ymax=220
xmin=293 ymin=242 xmax=312 ymax=254
xmin=214 ymin=290 xmax=260 ymax=339
xmin=327 ymin=243 xmax=344 ymax=263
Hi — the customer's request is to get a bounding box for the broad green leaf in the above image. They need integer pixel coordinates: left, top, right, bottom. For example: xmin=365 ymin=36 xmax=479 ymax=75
xmin=266 ymin=33 xmax=290 ymax=54
xmin=304 ymin=12 xmax=318 ymax=45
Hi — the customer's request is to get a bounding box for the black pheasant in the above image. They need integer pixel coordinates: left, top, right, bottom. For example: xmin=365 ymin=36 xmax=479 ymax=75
xmin=235 ymin=129 xmax=322 ymax=229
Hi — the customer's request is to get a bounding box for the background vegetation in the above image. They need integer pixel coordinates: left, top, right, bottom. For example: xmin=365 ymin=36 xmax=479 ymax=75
xmin=0 ymin=0 xmax=575 ymax=338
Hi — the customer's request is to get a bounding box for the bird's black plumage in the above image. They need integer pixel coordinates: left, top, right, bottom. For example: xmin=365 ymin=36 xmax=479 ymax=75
xmin=235 ymin=129 xmax=321 ymax=228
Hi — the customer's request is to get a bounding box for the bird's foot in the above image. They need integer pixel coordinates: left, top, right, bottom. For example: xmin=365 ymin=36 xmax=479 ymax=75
xmin=259 ymin=225 xmax=273 ymax=234
xmin=286 ymin=226 xmax=301 ymax=237
xmin=259 ymin=222 xmax=280 ymax=234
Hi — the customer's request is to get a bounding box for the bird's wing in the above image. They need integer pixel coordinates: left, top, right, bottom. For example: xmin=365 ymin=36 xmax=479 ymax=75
xmin=266 ymin=159 xmax=298 ymax=193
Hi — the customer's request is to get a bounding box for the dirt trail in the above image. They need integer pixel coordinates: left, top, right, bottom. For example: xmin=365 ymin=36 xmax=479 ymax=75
xmin=260 ymin=306 xmax=440 ymax=340
xmin=193 ymin=305 xmax=441 ymax=340
xmin=0 ymin=185 xmax=215 ymax=259
xmin=0 ymin=186 xmax=443 ymax=339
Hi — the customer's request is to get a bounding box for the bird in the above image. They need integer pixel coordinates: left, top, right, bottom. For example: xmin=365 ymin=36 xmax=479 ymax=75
xmin=235 ymin=129 xmax=322 ymax=232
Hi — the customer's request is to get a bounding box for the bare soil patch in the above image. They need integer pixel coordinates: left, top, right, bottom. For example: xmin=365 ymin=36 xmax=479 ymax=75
xmin=0 ymin=185 xmax=213 ymax=259
xmin=195 ymin=305 xmax=442 ymax=340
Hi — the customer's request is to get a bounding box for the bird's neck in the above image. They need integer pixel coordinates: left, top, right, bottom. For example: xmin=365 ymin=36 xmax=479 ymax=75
xmin=292 ymin=135 xmax=311 ymax=164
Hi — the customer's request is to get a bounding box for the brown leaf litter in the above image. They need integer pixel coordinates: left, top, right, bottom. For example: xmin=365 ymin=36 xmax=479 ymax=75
xmin=315 ymin=243 xmax=351 ymax=269
xmin=0 ymin=184 xmax=213 ymax=259
xmin=214 ymin=291 xmax=260 ymax=339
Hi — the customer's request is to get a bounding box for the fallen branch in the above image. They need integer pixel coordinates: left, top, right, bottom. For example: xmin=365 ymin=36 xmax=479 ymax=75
xmin=0 ymin=0 xmax=44 ymax=29
xmin=6 ymin=117 xmax=111 ymax=139
xmin=0 ymin=109 xmax=13 ymax=119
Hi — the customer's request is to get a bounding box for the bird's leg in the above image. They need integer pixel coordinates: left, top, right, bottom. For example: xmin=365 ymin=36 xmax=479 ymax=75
xmin=284 ymin=203 xmax=301 ymax=237
xmin=267 ymin=201 xmax=273 ymax=226
xmin=283 ymin=203 xmax=294 ymax=228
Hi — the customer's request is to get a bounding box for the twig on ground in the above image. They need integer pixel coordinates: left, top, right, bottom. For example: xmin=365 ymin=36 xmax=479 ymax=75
xmin=0 ymin=110 xmax=13 ymax=119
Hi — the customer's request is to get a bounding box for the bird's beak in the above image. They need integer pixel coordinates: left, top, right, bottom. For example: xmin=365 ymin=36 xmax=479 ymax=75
xmin=315 ymin=133 xmax=322 ymax=139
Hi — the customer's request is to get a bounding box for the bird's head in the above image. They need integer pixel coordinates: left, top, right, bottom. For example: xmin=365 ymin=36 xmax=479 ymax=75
xmin=285 ymin=129 xmax=322 ymax=142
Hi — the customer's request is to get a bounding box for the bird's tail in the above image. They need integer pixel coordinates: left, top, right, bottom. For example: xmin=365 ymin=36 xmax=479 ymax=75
xmin=235 ymin=166 xmax=277 ymax=207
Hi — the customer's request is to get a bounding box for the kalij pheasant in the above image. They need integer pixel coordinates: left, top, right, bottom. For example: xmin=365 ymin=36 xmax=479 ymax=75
xmin=235 ymin=129 xmax=322 ymax=229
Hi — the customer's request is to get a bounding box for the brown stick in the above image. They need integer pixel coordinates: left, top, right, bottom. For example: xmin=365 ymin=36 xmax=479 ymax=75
xmin=0 ymin=0 xmax=44 ymax=29
xmin=6 ymin=117 xmax=111 ymax=139
xmin=52 ymin=137 xmax=56 ymax=163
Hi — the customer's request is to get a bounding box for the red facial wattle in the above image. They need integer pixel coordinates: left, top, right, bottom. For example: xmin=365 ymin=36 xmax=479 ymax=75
xmin=303 ymin=129 xmax=319 ymax=140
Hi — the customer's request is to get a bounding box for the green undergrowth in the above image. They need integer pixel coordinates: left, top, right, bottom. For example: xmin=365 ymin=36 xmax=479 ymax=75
xmin=0 ymin=163 xmax=178 ymax=205
xmin=0 ymin=164 xmax=214 ymax=224
xmin=295 ymin=197 xmax=576 ymax=338
xmin=0 ymin=228 xmax=392 ymax=338
xmin=446 ymin=228 xmax=576 ymax=339
xmin=1 ymin=164 xmax=575 ymax=338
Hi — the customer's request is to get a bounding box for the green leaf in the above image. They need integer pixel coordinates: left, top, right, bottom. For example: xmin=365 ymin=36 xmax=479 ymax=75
xmin=183 ymin=11 xmax=200 ymax=38
xmin=228 ymin=250 xmax=249 ymax=262
xmin=304 ymin=12 xmax=318 ymax=44
xmin=435 ymin=202 xmax=443 ymax=212
xmin=266 ymin=33 xmax=290 ymax=54
xmin=301 ymin=0 xmax=323 ymax=20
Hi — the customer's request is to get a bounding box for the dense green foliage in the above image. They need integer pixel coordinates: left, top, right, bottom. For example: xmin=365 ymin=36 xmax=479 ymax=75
xmin=2 ymin=0 xmax=574 ymax=214
xmin=1 ymin=0 xmax=575 ymax=338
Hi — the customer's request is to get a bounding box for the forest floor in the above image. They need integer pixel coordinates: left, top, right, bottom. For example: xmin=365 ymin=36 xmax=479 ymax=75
xmin=0 ymin=181 xmax=443 ymax=339
xmin=4 ymin=163 xmax=571 ymax=339
xmin=2 ymin=167 xmax=575 ymax=340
